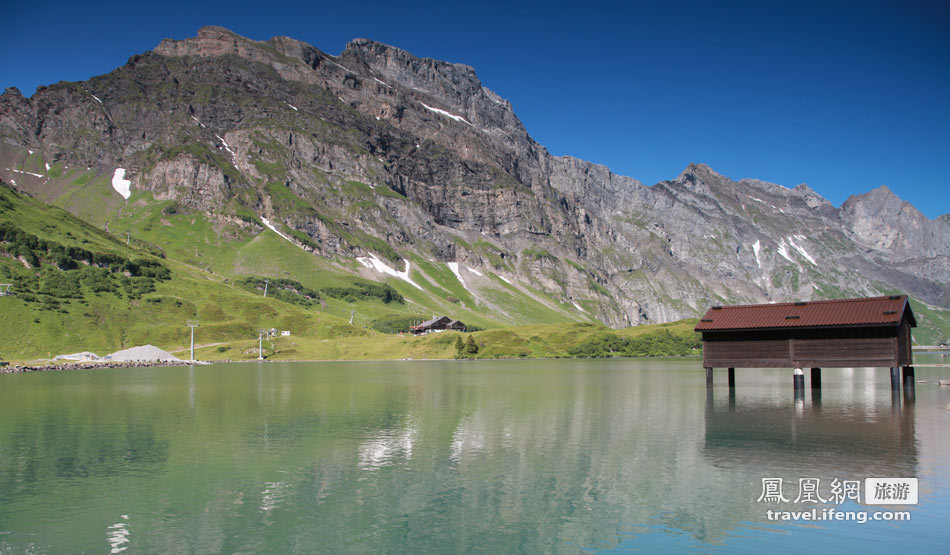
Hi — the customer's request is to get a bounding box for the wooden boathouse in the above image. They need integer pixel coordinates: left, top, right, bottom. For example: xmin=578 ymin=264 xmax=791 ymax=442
xmin=695 ymin=295 xmax=916 ymax=390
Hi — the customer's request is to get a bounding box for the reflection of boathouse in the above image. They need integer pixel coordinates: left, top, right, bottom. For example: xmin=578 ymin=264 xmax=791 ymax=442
xmin=695 ymin=296 xmax=916 ymax=388
xmin=703 ymin=390 xmax=917 ymax=476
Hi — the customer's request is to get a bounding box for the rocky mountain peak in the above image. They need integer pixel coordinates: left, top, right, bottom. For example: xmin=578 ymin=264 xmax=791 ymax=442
xmin=865 ymin=184 xmax=898 ymax=200
xmin=839 ymin=184 xmax=949 ymax=259
xmin=342 ymin=38 xmax=481 ymax=93
xmin=679 ymin=162 xmax=721 ymax=179
xmin=155 ymin=26 xmax=246 ymax=58
xmin=154 ymin=26 xmax=331 ymax=78
xmin=265 ymin=34 xmax=328 ymax=67
xmin=672 ymin=163 xmax=729 ymax=197
xmin=788 ymin=182 xmax=833 ymax=211
xmin=842 ymin=185 xmax=916 ymax=219
xmin=340 ymin=37 xmax=524 ymax=141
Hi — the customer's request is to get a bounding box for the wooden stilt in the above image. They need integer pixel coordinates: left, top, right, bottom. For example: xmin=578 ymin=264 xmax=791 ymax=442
xmin=902 ymin=366 xmax=915 ymax=402
xmin=890 ymin=367 xmax=900 ymax=390
xmin=810 ymin=367 xmax=821 ymax=389
xmin=728 ymin=367 xmax=735 ymax=388
xmin=705 ymin=367 xmax=713 ymax=388
xmin=902 ymin=366 xmax=915 ymax=386
xmin=793 ymin=367 xmax=804 ymax=391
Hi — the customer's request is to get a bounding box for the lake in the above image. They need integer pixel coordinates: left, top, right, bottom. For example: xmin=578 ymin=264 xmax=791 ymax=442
xmin=1 ymin=359 xmax=948 ymax=553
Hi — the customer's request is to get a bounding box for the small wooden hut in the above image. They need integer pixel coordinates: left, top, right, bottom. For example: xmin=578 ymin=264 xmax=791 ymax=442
xmin=695 ymin=295 xmax=916 ymax=388
xmin=446 ymin=319 xmax=467 ymax=332
xmin=411 ymin=316 xmax=467 ymax=335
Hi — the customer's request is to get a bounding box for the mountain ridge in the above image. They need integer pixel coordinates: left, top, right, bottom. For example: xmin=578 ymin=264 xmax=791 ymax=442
xmin=1 ymin=26 xmax=947 ymax=333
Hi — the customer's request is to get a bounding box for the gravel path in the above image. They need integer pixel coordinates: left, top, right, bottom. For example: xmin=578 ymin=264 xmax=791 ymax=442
xmin=107 ymin=345 xmax=182 ymax=362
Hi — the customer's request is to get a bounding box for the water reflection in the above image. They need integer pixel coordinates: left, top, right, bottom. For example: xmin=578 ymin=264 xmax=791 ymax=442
xmin=0 ymin=361 xmax=946 ymax=553
xmin=704 ymin=389 xmax=917 ymax=476
xmin=358 ymin=417 xmax=418 ymax=470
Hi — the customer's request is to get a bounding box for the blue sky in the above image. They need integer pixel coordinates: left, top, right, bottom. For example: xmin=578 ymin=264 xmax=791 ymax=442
xmin=3 ymin=0 xmax=948 ymax=217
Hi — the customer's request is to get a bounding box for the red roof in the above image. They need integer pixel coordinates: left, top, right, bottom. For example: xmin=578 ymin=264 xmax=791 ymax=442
xmin=695 ymin=295 xmax=916 ymax=332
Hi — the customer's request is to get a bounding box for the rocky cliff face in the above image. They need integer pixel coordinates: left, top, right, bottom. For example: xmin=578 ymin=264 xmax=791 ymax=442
xmin=1 ymin=26 xmax=947 ymax=326
xmin=840 ymin=185 xmax=950 ymax=259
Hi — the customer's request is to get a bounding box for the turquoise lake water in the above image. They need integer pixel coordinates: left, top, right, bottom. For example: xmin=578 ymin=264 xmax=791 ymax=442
xmin=0 ymin=359 xmax=948 ymax=553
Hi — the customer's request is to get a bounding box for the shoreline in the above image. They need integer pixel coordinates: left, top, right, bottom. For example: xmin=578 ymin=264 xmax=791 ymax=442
xmin=1 ymin=355 xmax=704 ymax=373
xmin=7 ymin=357 xmax=943 ymax=375
xmin=0 ymin=359 xmax=215 ymax=374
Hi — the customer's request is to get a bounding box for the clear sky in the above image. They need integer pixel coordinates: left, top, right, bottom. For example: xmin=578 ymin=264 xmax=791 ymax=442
xmin=3 ymin=0 xmax=948 ymax=218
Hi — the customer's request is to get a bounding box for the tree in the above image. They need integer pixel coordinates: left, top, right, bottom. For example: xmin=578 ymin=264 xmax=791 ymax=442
xmin=464 ymin=335 xmax=479 ymax=356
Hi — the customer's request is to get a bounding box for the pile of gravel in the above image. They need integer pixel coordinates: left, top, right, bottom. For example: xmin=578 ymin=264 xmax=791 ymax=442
xmin=106 ymin=345 xmax=181 ymax=362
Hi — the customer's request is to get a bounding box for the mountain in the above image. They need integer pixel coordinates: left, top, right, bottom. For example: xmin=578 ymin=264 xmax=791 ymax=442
xmin=1 ymin=26 xmax=948 ymax=341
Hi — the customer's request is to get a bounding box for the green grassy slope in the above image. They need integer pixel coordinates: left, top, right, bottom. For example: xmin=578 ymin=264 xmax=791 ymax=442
xmin=907 ymin=298 xmax=950 ymax=345
xmin=0 ymin=182 xmax=366 ymax=361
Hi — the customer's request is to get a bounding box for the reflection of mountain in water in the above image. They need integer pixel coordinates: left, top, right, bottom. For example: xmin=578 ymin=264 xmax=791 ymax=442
xmin=285 ymin=363 xmax=927 ymax=548
xmin=0 ymin=361 xmax=933 ymax=552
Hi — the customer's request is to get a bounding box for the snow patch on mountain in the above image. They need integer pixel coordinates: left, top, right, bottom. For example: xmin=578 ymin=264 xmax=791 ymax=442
xmin=776 ymin=239 xmax=799 ymax=268
xmin=787 ymin=236 xmax=817 ymax=265
xmin=111 ymin=168 xmax=131 ymax=199
xmin=215 ymin=134 xmax=235 ymax=157
xmin=357 ymin=253 xmax=423 ymax=290
xmin=260 ymin=217 xmax=294 ymax=243
xmin=419 ymin=102 xmax=473 ymax=126
xmin=447 ymin=262 xmax=473 ymax=293
xmin=8 ymin=168 xmax=44 ymax=178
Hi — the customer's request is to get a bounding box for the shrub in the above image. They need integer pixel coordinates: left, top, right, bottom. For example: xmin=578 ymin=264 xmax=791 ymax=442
xmin=369 ymin=315 xmax=419 ymax=334
xmin=80 ymin=266 xmax=117 ymax=293
xmin=237 ymin=276 xmax=320 ymax=307
xmin=321 ymin=281 xmax=403 ymax=304
xmin=568 ymin=329 xmax=701 ymax=358
xmin=38 ymin=268 xmax=82 ymax=298
xmin=120 ymin=276 xmax=157 ymax=299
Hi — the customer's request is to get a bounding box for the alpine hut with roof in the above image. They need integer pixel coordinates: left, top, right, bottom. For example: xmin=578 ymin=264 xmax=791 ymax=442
xmin=694 ymin=295 xmax=916 ymax=389
xmin=411 ymin=316 xmax=467 ymax=335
